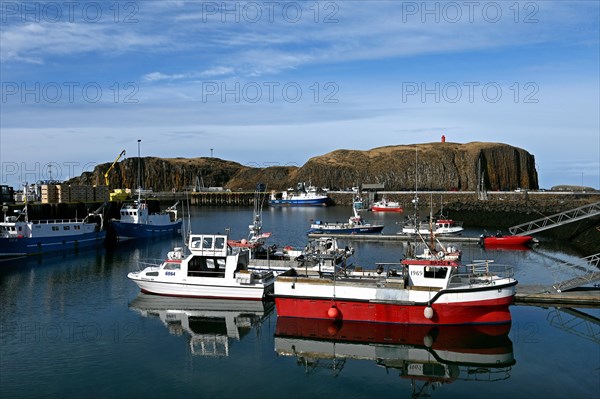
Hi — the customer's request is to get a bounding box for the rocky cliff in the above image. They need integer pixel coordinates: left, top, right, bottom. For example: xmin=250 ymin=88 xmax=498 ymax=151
xmin=227 ymin=142 xmax=538 ymax=191
xmin=69 ymin=157 xmax=244 ymax=192
xmin=68 ymin=142 xmax=538 ymax=192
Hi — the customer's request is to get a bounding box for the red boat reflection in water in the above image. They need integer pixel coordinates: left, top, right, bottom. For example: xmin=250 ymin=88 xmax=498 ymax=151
xmin=275 ymin=317 xmax=515 ymax=397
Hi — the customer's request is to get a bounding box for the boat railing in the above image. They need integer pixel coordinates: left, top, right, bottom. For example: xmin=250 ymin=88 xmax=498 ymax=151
xmin=449 ymin=262 xmax=514 ymax=286
xmin=30 ymin=219 xmax=86 ymax=224
xmin=348 ymin=262 xmax=406 ymax=279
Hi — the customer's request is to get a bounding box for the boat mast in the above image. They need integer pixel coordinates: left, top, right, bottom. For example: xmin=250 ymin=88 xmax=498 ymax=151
xmin=137 ymin=139 xmax=142 ymax=203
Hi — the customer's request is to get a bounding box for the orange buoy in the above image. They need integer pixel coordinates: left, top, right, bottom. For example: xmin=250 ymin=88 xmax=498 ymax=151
xmin=327 ymin=305 xmax=339 ymax=319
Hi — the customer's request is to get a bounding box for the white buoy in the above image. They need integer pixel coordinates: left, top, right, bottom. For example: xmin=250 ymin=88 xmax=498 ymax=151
xmin=424 ymin=306 xmax=434 ymax=319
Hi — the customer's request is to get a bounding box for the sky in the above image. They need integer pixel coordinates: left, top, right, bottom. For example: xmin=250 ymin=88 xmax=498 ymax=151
xmin=1 ymin=0 xmax=599 ymax=190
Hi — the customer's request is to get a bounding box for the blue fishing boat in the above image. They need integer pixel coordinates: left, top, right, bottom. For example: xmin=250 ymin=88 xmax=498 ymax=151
xmin=0 ymin=205 xmax=105 ymax=257
xmin=108 ymin=139 xmax=182 ymax=241
xmin=109 ymin=201 xmax=182 ymax=240
xmin=269 ymin=183 xmax=329 ymax=206
xmin=308 ymin=207 xmax=384 ymax=234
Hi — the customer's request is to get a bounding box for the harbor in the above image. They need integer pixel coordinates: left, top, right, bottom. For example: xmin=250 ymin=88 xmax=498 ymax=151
xmin=1 ymin=205 xmax=598 ymax=399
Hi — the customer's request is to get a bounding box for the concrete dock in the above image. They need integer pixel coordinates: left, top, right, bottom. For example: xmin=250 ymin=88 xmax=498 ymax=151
xmin=515 ymin=286 xmax=600 ymax=307
xmin=307 ymin=233 xmax=481 ymax=243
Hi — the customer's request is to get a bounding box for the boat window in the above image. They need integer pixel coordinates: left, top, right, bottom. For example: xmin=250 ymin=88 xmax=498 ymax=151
xmin=52 ymin=226 xmax=59 ymax=231
xmin=202 ymin=237 xmax=213 ymax=250
xmin=215 ymin=237 xmax=225 ymax=250
xmin=424 ymin=267 xmax=448 ymax=279
xmin=63 ymin=226 xmax=70 ymax=230
xmin=163 ymin=262 xmax=181 ymax=270
xmin=19 ymin=226 xmax=23 ymax=231
xmin=187 ymin=256 xmax=225 ymax=278
xmin=74 ymin=226 xmax=80 ymax=230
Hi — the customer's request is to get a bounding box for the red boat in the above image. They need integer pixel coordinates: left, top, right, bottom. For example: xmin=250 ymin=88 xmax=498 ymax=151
xmin=481 ymin=234 xmax=534 ymax=246
xmin=274 ymin=253 xmax=517 ymax=325
xmin=370 ymin=198 xmax=403 ymax=212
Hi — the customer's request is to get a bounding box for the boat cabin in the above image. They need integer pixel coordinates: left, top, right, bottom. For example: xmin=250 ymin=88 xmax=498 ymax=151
xmin=119 ymin=201 xmax=176 ymax=225
xmin=0 ymin=218 xmax=95 ymax=239
xmin=175 ymin=234 xmax=248 ymax=279
xmin=401 ymin=259 xmax=459 ymax=289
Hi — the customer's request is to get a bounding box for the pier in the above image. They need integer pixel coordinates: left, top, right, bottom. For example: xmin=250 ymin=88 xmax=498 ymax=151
xmin=307 ymin=233 xmax=481 ymax=243
xmin=514 ymin=286 xmax=599 ymax=307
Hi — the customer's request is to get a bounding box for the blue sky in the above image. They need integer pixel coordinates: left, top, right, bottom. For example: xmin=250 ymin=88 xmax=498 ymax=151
xmin=1 ymin=0 xmax=599 ymax=189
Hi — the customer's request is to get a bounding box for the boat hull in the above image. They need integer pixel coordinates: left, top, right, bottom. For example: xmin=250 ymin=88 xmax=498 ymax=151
xmin=274 ymin=277 xmax=516 ymax=325
xmin=371 ymin=207 xmax=403 ymax=212
xmin=275 ymin=296 xmax=513 ymax=325
xmin=483 ymin=236 xmax=533 ymax=246
xmin=128 ymin=277 xmax=273 ymax=300
xmin=268 ymin=198 xmax=329 ymax=206
xmin=309 ymin=225 xmax=384 ymax=234
xmin=110 ymin=220 xmax=182 ymax=240
xmin=0 ymin=231 xmax=106 ymax=257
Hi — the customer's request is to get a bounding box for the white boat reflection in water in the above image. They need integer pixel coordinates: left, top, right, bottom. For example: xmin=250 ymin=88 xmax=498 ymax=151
xmin=275 ymin=317 xmax=515 ymax=397
xmin=129 ymin=294 xmax=274 ymax=357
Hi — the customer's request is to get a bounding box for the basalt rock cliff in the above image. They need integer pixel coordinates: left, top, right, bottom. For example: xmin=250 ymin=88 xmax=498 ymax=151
xmin=68 ymin=142 xmax=538 ymax=192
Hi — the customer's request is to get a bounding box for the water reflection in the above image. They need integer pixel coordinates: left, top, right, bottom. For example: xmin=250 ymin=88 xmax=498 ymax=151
xmin=275 ymin=318 xmax=515 ymax=398
xmin=129 ymin=294 xmax=274 ymax=356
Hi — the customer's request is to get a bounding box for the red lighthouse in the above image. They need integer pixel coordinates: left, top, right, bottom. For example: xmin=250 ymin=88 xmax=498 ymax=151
xmin=441 ymin=135 xmax=446 ymax=143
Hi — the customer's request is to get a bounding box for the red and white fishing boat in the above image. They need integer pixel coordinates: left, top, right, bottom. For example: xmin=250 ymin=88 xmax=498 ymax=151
xmin=274 ymin=250 xmax=517 ymax=325
xmin=371 ymin=198 xmax=403 ymax=212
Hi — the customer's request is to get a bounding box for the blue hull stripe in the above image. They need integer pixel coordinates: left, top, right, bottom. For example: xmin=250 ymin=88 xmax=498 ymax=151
xmin=269 ymin=198 xmax=329 ymax=206
xmin=0 ymin=231 xmax=106 ymax=256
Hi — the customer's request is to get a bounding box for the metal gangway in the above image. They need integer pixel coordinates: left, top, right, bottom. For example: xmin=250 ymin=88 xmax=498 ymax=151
xmin=508 ymin=201 xmax=600 ymax=236
xmin=547 ymin=308 xmax=600 ymax=345
xmin=553 ymin=253 xmax=600 ymax=292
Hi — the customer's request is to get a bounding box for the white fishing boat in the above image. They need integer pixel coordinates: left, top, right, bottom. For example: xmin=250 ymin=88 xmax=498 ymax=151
xmin=228 ymin=186 xmax=354 ymax=275
xmin=401 ymin=217 xmax=464 ymax=236
xmin=128 ymin=233 xmax=275 ymax=300
xmin=308 ymin=207 xmax=384 ymax=234
xmin=370 ymin=198 xmax=403 ymax=212
xmin=268 ymin=182 xmax=330 ymax=206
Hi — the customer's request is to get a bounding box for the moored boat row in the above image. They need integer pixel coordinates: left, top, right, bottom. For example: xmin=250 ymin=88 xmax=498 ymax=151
xmin=0 ymin=199 xmax=183 ymax=258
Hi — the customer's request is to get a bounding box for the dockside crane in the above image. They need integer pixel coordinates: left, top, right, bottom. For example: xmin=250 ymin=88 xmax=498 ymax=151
xmin=105 ymin=150 xmax=130 ymax=201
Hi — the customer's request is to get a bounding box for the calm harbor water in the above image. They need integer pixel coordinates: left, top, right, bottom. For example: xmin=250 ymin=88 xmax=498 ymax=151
xmin=1 ymin=206 xmax=599 ymax=399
